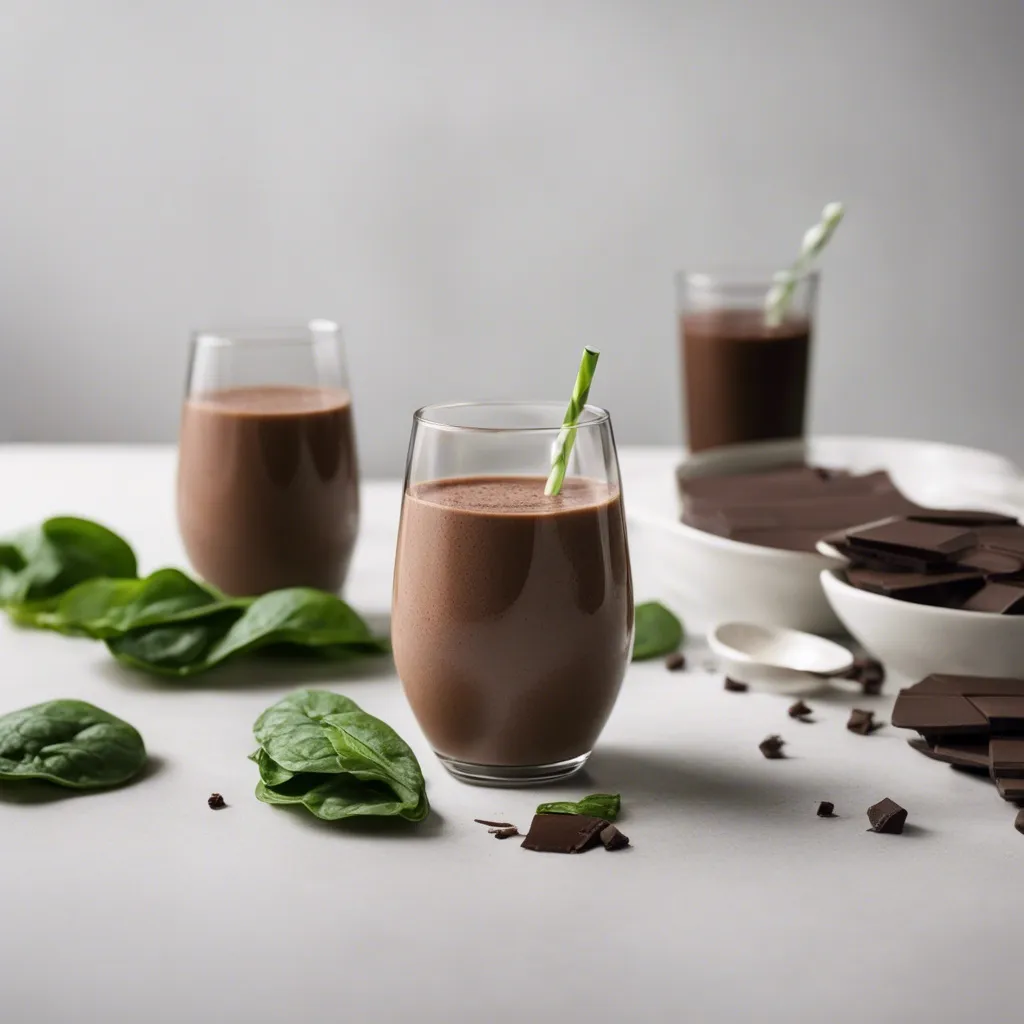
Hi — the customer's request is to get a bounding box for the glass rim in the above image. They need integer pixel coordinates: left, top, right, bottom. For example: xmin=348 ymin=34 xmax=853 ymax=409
xmin=677 ymin=267 xmax=821 ymax=288
xmin=192 ymin=319 xmax=339 ymax=348
xmin=413 ymin=400 xmax=611 ymax=434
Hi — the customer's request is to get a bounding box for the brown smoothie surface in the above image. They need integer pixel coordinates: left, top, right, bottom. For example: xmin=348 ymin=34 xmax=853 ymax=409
xmin=177 ymin=384 xmax=359 ymax=596
xmin=681 ymin=309 xmax=811 ymax=452
xmin=392 ymin=475 xmax=633 ymax=767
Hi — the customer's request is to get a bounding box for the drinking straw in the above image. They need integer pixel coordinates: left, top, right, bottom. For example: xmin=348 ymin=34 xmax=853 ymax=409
xmin=544 ymin=347 xmax=601 ymax=497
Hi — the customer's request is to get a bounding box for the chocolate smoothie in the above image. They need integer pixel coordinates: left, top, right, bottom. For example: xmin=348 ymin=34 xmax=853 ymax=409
xmin=681 ymin=309 xmax=811 ymax=452
xmin=391 ymin=476 xmax=633 ymax=767
xmin=177 ymin=385 xmax=359 ymax=596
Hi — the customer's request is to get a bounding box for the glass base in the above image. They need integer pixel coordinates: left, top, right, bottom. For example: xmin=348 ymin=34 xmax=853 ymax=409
xmin=435 ymin=752 xmax=591 ymax=787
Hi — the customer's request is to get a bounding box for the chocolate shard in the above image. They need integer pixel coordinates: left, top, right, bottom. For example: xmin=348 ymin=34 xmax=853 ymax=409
xmin=866 ymin=797 xmax=907 ymax=834
xmin=847 ymin=708 xmax=882 ymax=735
xmin=891 ymin=694 xmax=989 ymax=737
xmin=474 ymin=819 xmax=515 ymax=828
xmin=1015 ymin=809 xmax=1024 ymax=835
xmin=724 ymin=677 xmax=749 ymax=693
xmin=599 ymin=824 xmax=630 ymax=851
xmin=788 ymin=700 xmax=813 ymax=720
xmin=520 ymin=813 xmax=609 ymax=854
xmin=491 ymin=827 xmax=519 ymax=839
xmin=817 ymin=801 xmax=836 ymax=818
xmin=664 ymin=651 xmax=686 ymax=672
xmin=845 ymin=518 xmax=977 ymax=562
xmin=759 ymin=735 xmax=785 ymax=759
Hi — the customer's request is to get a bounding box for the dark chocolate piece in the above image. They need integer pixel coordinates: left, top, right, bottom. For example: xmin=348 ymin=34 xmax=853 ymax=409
xmin=866 ymin=797 xmax=907 ymax=834
xmin=989 ymin=738 xmax=1024 ymax=778
xmin=491 ymin=827 xmax=519 ymax=839
xmin=599 ymin=824 xmax=630 ymax=850
xmin=724 ymin=677 xmax=749 ymax=692
xmin=908 ymin=738 xmax=991 ymax=773
xmin=1015 ymin=809 xmax=1024 ymax=834
xmin=906 ymin=675 xmax=1024 ymax=696
xmin=957 ymin=549 xmax=1024 ymax=575
xmin=474 ymin=819 xmax=515 ymax=828
xmin=207 ymin=793 xmax=226 ymax=810
xmin=664 ymin=651 xmax=686 ymax=671
xmin=891 ymin=694 xmax=989 ymax=736
xmin=759 ymin=735 xmax=785 ymax=759
xmin=997 ymin=777 xmax=1024 ymax=802
xmin=847 ymin=708 xmax=882 ymax=735
xmin=520 ymin=813 xmax=608 ymax=854
xmin=966 ymin=695 xmax=1024 ymax=734
xmin=788 ymin=700 xmax=813 ymax=720
xmin=910 ymin=509 xmax=1018 ymax=527
xmin=817 ymin=801 xmax=836 ymax=817
xmin=858 ymin=658 xmax=886 ymax=695
xmin=960 ymin=582 xmax=1024 ymax=614
xmin=845 ymin=519 xmax=977 ymax=562
xmin=846 ymin=566 xmax=984 ymax=606
xmin=974 ymin=525 xmax=1024 ymax=555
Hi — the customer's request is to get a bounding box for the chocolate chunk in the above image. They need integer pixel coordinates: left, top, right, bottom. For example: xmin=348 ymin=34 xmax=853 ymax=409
xmin=846 ymin=566 xmax=984 ymax=606
xmin=724 ymin=677 xmax=749 ymax=693
xmin=960 ymin=582 xmax=1024 ymax=614
xmin=520 ymin=813 xmax=608 ymax=854
xmin=866 ymin=797 xmax=907 ymax=834
xmin=966 ymin=695 xmax=1024 ymax=734
xmin=1016 ymin=809 xmax=1024 ymax=834
xmin=891 ymin=694 xmax=990 ymax=737
xmin=788 ymin=700 xmax=813 ymax=720
xmin=974 ymin=525 xmax=1024 ymax=555
xmin=910 ymin=509 xmax=1019 ymax=527
xmin=997 ymin=777 xmax=1024 ymax=802
xmin=858 ymin=658 xmax=886 ymax=695
xmin=957 ymin=549 xmax=1024 ymax=575
xmin=599 ymin=824 xmax=630 ymax=850
xmin=759 ymin=735 xmax=785 ymax=759
xmin=847 ymin=708 xmax=883 ymax=735
xmin=664 ymin=651 xmax=686 ymax=671
xmin=207 ymin=793 xmax=226 ymax=810
xmin=474 ymin=819 xmax=515 ymax=828
xmin=989 ymin=738 xmax=1024 ymax=778
xmin=845 ymin=519 xmax=977 ymax=563
xmin=906 ymin=674 xmax=1024 ymax=696
xmin=817 ymin=801 xmax=836 ymax=817
xmin=491 ymin=827 xmax=519 ymax=839
xmin=909 ymin=738 xmax=991 ymax=772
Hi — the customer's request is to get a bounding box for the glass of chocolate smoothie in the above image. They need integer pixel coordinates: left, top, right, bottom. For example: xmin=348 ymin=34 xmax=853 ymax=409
xmin=177 ymin=320 xmax=359 ymax=596
xmin=678 ymin=270 xmax=818 ymax=453
xmin=391 ymin=402 xmax=633 ymax=786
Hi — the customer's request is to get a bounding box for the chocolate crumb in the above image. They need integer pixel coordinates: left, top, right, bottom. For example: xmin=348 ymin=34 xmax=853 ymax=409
xmin=759 ymin=734 xmax=786 ymax=759
xmin=788 ymin=700 xmax=813 ymax=720
xmin=725 ymin=677 xmax=749 ymax=693
xmin=600 ymin=824 xmax=630 ymax=850
xmin=867 ymin=797 xmax=907 ymax=834
xmin=847 ymin=708 xmax=883 ymax=735
xmin=474 ymin=819 xmax=515 ymax=828
xmin=817 ymin=801 xmax=836 ymax=818
xmin=1015 ymin=810 xmax=1024 ymax=836
xmin=491 ymin=827 xmax=519 ymax=839
xmin=207 ymin=793 xmax=226 ymax=810
xmin=664 ymin=651 xmax=686 ymax=672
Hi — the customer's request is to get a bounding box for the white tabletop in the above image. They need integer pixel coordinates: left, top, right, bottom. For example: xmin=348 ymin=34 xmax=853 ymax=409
xmin=0 ymin=445 xmax=1019 ymax=1024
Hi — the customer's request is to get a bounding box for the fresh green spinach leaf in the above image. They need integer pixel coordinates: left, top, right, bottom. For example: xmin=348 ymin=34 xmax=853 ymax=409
xmin=0 ymin=699 xmax=146 ymax=788
xmin=632 ymin=601 xmax=684 ymax=660
xmin=536 ymin=793 xmax=621 ymax=821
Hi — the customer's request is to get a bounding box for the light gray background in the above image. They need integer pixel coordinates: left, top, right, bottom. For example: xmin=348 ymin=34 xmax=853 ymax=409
xmin=0 ymin=0 xmax=1022 ymax=476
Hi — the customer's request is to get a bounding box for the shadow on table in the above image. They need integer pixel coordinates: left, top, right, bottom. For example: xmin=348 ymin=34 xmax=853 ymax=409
xmin=264 ymin=802 xmax=447 ymax=841
xmin=0 ymin=755 xmax=167 ymax=804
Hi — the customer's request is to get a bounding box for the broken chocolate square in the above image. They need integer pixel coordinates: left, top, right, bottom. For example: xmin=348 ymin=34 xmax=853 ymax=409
xmin=847 ymin=708 xmax=882 ymax=735
xmin=724 ymin=677 xmax=749 ymax=693
xmin=788 ymin=700 xmax=813 ymax=720
xmin=966 ymin=695 xmax=1024 ymax=734
xmin=520 ymin=813 xmax=608 ymax=854
xmin=866 ymin=797 xmax=907 ymax=834
xmin=891 ymin=694 xmax=989 ymax=737
xmin=817 ymin=801 xmax=836 ymax=817
xmin=664 ymin=651 xmax=686 ymax=671
xmin=845 ymin=519 xmax=977 ymax=563
xmin=759 ymin=735 xmax=785 ymax=759
xmin=599 ymin=824 xmax=630 ymax=850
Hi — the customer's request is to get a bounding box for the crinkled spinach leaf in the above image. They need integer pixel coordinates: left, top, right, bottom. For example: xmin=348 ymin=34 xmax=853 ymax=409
xmin=537 ymin=792 xmax=621 ymax=821
xmin=632 ymin=601 xmax=684 ymax=660
xmin=0 ymin=699 xmax=147 ymax=788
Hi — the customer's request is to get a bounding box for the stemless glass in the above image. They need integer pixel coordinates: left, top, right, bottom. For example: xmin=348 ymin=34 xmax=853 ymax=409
xmin=391 ymin=402 xmax=634 ymax=786
xmin=177 ymin=320 xmax=359 ymax=596
xmin=677 ymin=269 xmax=819 ymax=452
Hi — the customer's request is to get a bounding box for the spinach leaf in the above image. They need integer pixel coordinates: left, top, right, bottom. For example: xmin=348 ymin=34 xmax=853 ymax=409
xmin=537 ymin=793 xmax=621 ymax=821
xmin=0 ymin=699 xmax=147 ymax=788
xmin=107 ymin=588 xmax=387 ymax=676
xmin=0 ymin=517 xmax=137 ymax=607
xmin=11 ymin=569 xmax=245 ymax=638
xmin=632 ymin=601 xmax=684 ymax=660
xmin=251 ymin=690 xmax=429 ymax=822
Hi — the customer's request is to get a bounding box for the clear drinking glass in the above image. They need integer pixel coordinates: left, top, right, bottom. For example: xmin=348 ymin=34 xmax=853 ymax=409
xmin=177 ymin=320 xmax=359 ymax=596
xmin=677 ymin=269 xmax=819 ymax=452
xmin=391 ymin=401 xmax=634 ymax=786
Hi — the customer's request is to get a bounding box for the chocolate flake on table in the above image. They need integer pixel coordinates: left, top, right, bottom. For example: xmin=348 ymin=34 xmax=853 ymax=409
xmin=474 ymin=819 xmax=516 ymax=828
xmin=816 ymin=801 xmax=836 ymax=818
xmin=1015 ymin=809 xmax=1024 ymax=835
xmin=491 ymin=827 xmax=520 ymax=839
xmin=866 ymin=797 xmax=907 ymax=834
xmin=847 ymin=708 xmax=883 ymax=735
xmin=207 ymin=793 xmax=226 ymax=810
xmin=664 ymin=651 xmax=686 ymax=672
xmin=599 ymin=824 xmax=630 ymax=851
xmin=759 ymin=735 xmax=786 ymax=759
xmin=724 ymin=677 xmax=749 ymax=693
xmin=788 ymin=700 xmax=813 ymax=721
xmin=520 ymin=813 xmax=609 ymax=854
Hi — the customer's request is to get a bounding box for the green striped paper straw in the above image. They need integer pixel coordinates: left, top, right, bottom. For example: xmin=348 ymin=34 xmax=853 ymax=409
xmin=545 ymin=346 xmax=601 ymax=497
xmin=765 ymin=201 xmax=845 ymax=327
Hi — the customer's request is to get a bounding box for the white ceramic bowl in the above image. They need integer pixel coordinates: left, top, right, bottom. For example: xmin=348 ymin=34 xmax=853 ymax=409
xmin=623 ymin=437 xmax=1024 ymax=636
xmin=820 ymin=568 xmax=1024 ymax=686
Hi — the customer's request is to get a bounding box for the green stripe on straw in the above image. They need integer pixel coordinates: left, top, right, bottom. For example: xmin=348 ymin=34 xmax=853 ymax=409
xmin=545 ymin=346 xmax=601 ymax=497
xmin=765 ymin=201 xmax=845 ymax=327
